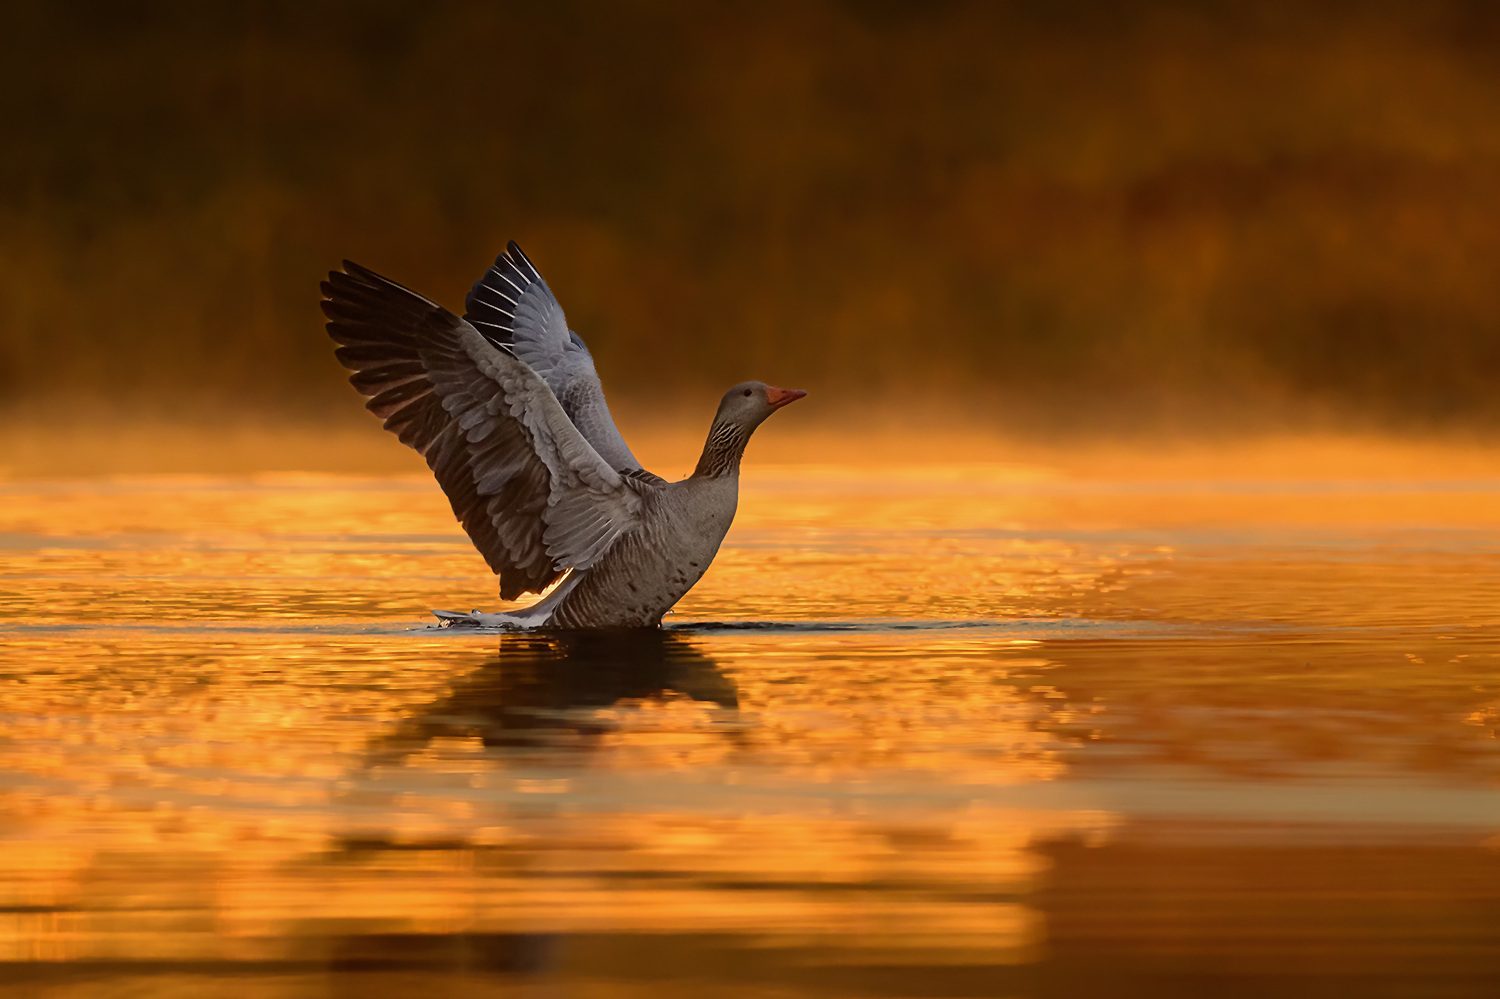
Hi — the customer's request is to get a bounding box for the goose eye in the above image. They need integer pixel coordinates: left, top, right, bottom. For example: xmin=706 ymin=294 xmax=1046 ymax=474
xmin=742 ymin=389 xmax=752 ymax=397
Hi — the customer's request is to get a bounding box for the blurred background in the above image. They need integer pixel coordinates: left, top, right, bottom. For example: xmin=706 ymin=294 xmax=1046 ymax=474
xmin=5 ymin=0 xmax=1500 ymax=440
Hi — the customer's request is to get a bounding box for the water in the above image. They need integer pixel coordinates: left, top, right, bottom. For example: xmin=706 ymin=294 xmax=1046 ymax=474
xmin=3 ymin=465 xmax=1500 ymax=997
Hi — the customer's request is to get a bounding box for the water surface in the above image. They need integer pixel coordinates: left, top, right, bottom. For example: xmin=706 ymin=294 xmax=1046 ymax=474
xmin=3 ymin=467 xmax=1500 ymax=997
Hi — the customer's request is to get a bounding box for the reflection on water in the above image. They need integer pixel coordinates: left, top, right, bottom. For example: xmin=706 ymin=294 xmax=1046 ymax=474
xmin=3 ymin=467 xmax=1500 ymax=996
xmin=368 ymin=630 xmax=739 ymax=766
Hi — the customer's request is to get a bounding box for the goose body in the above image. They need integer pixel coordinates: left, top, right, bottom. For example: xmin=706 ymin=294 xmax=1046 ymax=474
xmin=321 ymin=243 xmax=803 ymax=629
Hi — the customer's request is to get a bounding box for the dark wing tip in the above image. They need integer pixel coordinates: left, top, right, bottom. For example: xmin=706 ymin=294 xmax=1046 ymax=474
xmin=330 ymin=260 xmax=444 ymax=310
xmin=506 ymin=240 xmax=544 ymax=283
xmin=464 ymin=242 xmax=537 ymax=348
xmin=322 ymin=262 xmax=372 ymax=300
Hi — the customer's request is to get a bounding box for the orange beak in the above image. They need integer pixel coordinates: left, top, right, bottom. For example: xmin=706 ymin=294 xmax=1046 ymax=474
xmin=765 ymin=385 xmax=808 ymax=409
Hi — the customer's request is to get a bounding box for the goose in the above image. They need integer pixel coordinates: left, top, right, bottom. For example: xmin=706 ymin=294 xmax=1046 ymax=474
xmin=321 ymin=242 xmax=805 ymax=629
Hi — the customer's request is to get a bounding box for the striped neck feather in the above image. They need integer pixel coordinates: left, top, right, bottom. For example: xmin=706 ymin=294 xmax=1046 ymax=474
xmin=693 ymin=419 xmax=752 ymax=478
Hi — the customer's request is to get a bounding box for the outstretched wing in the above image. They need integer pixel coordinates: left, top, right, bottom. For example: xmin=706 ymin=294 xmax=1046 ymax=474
xmin=323 ymin=261 xmax=647 ymax=600
xmin=464 ymin=241 xmax=646 ymax=475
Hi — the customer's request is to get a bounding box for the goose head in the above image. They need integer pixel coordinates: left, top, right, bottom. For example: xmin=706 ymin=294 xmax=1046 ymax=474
xmin=694 ymin=382 xmax=806 ymax=478
xmin=714 ymin=381 xmax=807 ymax=431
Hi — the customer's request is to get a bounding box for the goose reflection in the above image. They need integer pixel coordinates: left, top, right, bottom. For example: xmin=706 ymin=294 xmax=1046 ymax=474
xmin=369 ymin=628 xmax=738 ymax=762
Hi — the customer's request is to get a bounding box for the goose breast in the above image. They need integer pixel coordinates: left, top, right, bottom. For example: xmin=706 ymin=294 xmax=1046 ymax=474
xmin=547 ymin=476 xmax=740 ymax=628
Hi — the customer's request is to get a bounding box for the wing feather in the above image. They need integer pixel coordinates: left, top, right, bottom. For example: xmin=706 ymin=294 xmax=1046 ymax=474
xmin=323 ymin=261 xmax=648 ymax=600
xmin=463 ymin=241 xmax=643 ymax=472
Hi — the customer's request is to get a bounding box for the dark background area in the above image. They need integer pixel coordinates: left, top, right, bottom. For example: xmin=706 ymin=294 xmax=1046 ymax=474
xmin=5 ymin=0 xmax=1500 ymax=433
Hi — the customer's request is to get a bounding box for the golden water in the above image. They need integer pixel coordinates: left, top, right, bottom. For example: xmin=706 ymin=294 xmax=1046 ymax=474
xmin=3 ymin=462 xmax=1500 ymax=997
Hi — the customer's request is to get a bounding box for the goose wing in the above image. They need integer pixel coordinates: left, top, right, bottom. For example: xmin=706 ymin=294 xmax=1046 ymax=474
xmin=464 ymin=241 xmax=646 ymax=475
xmin=322 ymin=261 xmax=648 ymax=600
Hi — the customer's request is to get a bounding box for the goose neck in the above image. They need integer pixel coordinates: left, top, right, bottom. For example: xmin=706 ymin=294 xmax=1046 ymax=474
xmin=692 ymin=419 xmax=752 ymax=478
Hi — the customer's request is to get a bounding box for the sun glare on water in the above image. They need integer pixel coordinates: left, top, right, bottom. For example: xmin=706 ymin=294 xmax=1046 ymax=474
xmin=2 ymin=428 xmax=1499 ymax=993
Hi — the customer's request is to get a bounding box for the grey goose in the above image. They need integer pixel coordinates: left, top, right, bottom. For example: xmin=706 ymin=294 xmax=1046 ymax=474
xmin=321 ymin=242 xmax=805 ymax=629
